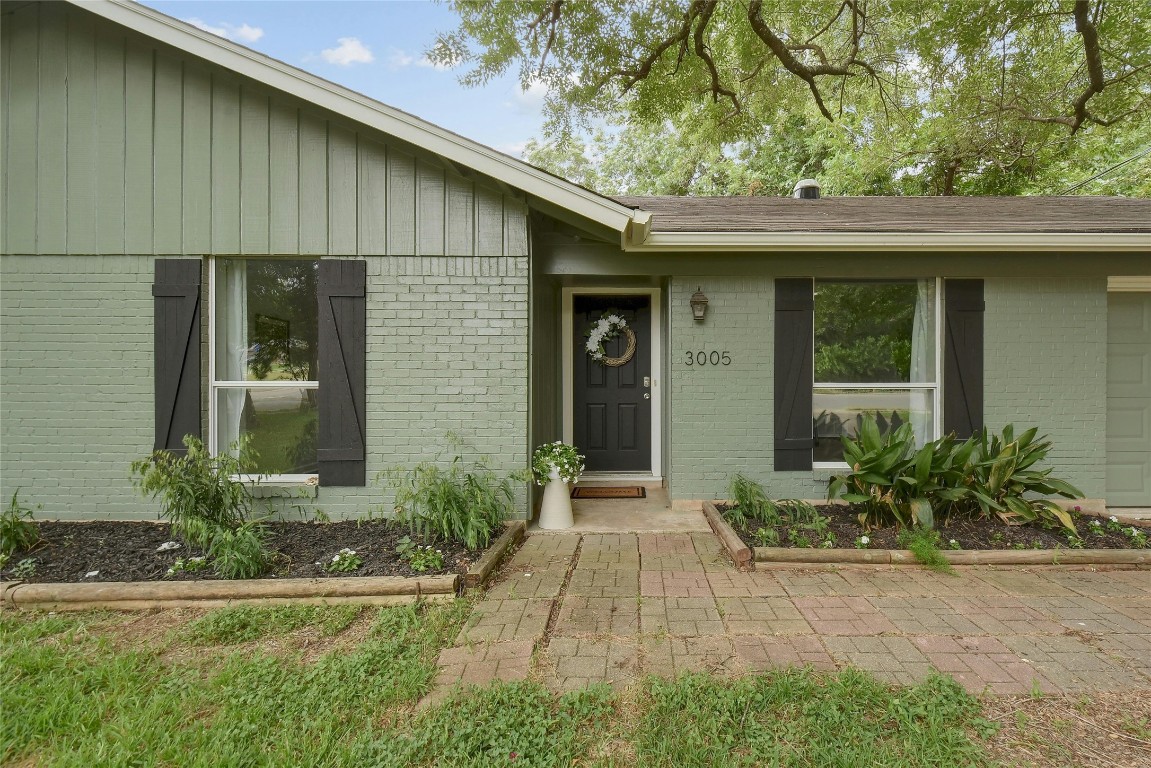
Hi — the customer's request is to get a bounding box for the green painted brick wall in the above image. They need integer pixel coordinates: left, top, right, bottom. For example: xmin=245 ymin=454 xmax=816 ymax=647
xmin=667 ymin=275 xmax=1107 ymax=503
xmin=0 ymin=254 xmax=530 ymax=521
xmin=668 ymin=276 xmax=825 ymax=502
xmin=984 ymin=277 xmax=1108 ymax=499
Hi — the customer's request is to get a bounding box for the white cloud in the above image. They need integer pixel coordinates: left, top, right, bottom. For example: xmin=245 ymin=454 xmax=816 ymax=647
xmin=230 ymin=23 xmax=264 ymax=43
xmin=321 ymin=37 xmax=375 ymax=66
xmin=504 ymin=79 xmax=548 ymax=115
xmin=183 ymin=18 xmax=264 ymax=43
xmin=387 ymin=48 xmax=414 ymax=69
xmin=417 ymin=55 xmax=453 ymax=72
xmin=494 ymin=141 xmax=529 ymax=158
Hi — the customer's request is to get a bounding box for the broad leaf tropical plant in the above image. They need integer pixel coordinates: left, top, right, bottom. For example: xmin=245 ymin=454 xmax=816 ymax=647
xmin=828 ymin=417 xmax=1082 ymax=534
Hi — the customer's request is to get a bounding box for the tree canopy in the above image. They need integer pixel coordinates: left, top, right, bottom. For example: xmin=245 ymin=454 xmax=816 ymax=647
xmin=432 ymin=0 xmax=1151 ymax=195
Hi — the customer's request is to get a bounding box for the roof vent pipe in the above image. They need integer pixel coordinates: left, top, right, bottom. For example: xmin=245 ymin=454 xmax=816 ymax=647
xmin=792 ymin=179 xmax=821 ymax=199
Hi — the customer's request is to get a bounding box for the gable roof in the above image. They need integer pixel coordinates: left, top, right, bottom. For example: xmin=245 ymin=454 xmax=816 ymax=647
xmin=72 ymin=0 xmax=645 ymax=246
xmin=58 ymin=1 xmax=1151 ymax=255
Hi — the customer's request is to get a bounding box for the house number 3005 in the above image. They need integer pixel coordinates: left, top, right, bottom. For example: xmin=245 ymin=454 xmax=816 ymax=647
xmin=685 ymin=351 xmax=732 ymax=366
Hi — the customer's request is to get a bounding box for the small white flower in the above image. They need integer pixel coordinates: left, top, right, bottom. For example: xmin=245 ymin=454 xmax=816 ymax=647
xmin=84 ymin=570 xmax=99 ymax=578
xmin=1090 ymin=520 xmax=1102 ymax=527
xmin=859 ymin=536 xmax=869 ymax=545
xmin=1130 ymin=527 xmax=1139 ymax=536
xmin=157 ymin=541 xmax=181 ymax=552
xmin=949 ymin=539 xmax=958 ymax=545
xmin=1110 ymin=515 xmax=1119 ymax=523
xmin=190 ymin=557 xmax=205 ymax=564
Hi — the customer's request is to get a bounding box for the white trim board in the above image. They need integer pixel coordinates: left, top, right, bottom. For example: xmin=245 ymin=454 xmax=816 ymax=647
xmin=562 ymin=288 xmax=663 ymax=478
xmin=1108 ymin=276 xmax=1151 ymax=292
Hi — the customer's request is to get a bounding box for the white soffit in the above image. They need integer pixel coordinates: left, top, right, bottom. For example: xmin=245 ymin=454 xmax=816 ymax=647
xmin=77 ymin=0 xmax=639 ymax=243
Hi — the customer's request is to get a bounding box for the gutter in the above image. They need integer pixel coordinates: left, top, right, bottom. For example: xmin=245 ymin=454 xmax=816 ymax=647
xmin=622 ymin=231 xmax=1151 ymax=253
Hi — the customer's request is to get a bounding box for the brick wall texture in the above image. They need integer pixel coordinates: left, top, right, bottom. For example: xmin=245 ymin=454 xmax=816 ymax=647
xmin=668 ymin=276 xmax=1109 ymax=503
xmin=983 ymin=277 xmax=1107 ymax=499
xmin=1 ymin=254 xmax=529 ymax=520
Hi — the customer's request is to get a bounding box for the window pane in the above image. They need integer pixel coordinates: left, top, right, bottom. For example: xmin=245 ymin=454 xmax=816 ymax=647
xmin=216 ymin=259 xmax=319 ymax=382
xmin=217 ymin=387 xmax=318 ymax=475
xmin=813 ymin=388 xmax=935 ymax=463
xmin=814 ymin=280 xmax=935 ymax=383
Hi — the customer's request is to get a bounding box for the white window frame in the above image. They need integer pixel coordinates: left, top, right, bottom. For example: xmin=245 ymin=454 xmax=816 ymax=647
xmin=208 ymin=257 xmax=319 ymax=484
xmin=811 ymin=277 xmax=943 ymax=470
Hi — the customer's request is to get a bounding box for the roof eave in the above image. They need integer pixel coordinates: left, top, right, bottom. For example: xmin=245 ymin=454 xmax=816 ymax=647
xmin=625 ymin=231 xmax=1151 ymax=253
xmin=76 ymin=0 xmax=638 ymax=239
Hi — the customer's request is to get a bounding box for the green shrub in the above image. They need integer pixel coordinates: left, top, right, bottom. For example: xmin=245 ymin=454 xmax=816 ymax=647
xmin=131 ymin=435 xmax=257 ymax=548
xmin=725 ymin=474 xmax=780 ymax=528
xmin=385 ymin=447 xmax=528 ymax=550
xmin=131 ymin=435 xmax=273 ymax=578
xmin=828 ymin=417 xmax=1081 ymax=534
xmin=207 ymin=522 xmax=271 ymax=580
xmin=1 ymin=490 xmax=40 ymax=557
xmin=956 ymin=425 xmax=1081 ymax=534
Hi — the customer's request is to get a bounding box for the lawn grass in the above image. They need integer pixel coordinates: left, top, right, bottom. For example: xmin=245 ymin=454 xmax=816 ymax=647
xmin=1 ymin=605 xmax=1005 ymax=767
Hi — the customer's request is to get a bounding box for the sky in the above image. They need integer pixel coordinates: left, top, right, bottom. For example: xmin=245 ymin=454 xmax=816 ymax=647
xmin=140 ymin=1 xmax=546 ymax=158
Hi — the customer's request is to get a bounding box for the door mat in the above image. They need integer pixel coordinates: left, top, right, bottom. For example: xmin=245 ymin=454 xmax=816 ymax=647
xmin=570 ymin=486 xmax=647 ymax=499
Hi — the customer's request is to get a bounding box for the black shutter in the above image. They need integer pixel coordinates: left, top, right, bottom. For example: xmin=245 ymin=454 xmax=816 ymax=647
xmin=943 ymin=279 xmax=984 ymax=438
xmin=775 ymin=278 xmax=815 ymax=470
xmin=318 ymin=260 xmax=367 ymax=486
xmin=153 ymin=259 xmax=202 ymax=456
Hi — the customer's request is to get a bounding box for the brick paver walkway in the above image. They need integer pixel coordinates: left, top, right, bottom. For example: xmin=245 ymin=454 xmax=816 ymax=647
xmin=429 ymin=532 xmax=1151 ymax=701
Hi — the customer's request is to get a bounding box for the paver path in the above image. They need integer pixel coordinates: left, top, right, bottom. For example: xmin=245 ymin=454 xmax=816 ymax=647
xmin=429 ymin=532 xmax=1151 ymax=701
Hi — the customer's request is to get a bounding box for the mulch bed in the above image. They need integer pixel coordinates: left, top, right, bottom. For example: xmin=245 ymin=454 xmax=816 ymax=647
xmin=717 ymin=504 xmax=1145 ymax=552
xmin=1 ymin=520 xmax=484 ymax=584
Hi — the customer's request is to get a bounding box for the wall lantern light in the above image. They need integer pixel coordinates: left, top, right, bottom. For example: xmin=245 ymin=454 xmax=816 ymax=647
xmin=689 ymin=287 xmax=709 ymax=321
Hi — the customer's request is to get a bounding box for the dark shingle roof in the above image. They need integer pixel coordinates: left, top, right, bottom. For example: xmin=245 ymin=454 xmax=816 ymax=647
xmin=612 ymin=196 xmax=1151 ymax=234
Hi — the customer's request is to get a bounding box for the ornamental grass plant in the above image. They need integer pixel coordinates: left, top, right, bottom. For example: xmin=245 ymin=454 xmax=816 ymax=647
xmin=384 ymin=438 xmax=529 ymax=550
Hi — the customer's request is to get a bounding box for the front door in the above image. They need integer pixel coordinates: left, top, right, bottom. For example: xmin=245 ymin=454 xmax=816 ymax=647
xmin=573 ymin=295 xmax=651 ymax=472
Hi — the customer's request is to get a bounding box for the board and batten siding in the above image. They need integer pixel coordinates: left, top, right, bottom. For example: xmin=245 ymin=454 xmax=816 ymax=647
xmin=1 ymin=1 xmax=528 ymax=259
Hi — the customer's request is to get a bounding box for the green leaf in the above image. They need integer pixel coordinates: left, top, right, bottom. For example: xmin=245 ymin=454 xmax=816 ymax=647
xmin=913 ymin=445 xmax=932 ymax=485
xmin=910 ymin=498 xmax=934 ymax=529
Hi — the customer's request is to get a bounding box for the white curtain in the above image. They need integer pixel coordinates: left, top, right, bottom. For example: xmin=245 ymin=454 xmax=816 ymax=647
xmin=909 ymin=279 xmax=935 ymax=447
xmin=216 ymin=259 xmax=248 ymax=453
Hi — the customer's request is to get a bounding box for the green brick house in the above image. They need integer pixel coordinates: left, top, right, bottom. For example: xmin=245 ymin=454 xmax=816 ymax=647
xmin=3 ymin=0 xmax=1150 ymax=521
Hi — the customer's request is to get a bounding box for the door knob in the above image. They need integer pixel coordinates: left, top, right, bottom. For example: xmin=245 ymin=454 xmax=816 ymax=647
xmin=643 ymin=393 xmax=650 ymax=399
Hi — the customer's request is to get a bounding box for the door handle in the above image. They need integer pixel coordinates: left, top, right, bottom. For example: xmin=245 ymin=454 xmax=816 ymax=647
xmin=643 ymin=376 xmax=651 ymax=387
xmin=643 ymin=393 xmax=650 ymax=399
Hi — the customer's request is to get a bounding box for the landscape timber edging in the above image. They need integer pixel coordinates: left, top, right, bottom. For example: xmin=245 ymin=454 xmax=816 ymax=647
xmin=464 ymin=520 xmax=526 ymax=589
xmin=702 ymin=501 xmax=752 ymax=570
xmin=0 ymin=573 xmax=459 ymax=612
xmin=700 ymin=500 xmax=1149 ymax=568
xmin=754 ymin=547 xmax=1149 ymax=567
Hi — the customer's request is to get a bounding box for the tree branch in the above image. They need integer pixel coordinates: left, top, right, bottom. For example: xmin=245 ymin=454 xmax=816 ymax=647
xmin=526 ymin=1 xmax=564 ymax=76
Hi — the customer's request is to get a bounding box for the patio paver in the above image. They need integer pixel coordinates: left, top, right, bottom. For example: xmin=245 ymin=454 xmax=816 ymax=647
xmin=425 ymin=531 xmax=1151 ymax=702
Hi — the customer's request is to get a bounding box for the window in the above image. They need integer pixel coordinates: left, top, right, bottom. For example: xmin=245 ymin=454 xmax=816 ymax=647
xmin=812 ymin=279 xmax=940 ymax=465
xmin=210 ymin=258 xmax=320 ymax=477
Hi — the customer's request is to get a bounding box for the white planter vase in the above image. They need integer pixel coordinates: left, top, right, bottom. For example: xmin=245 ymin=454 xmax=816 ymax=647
xmin=537 ymin=469 xmax=574 ymax=530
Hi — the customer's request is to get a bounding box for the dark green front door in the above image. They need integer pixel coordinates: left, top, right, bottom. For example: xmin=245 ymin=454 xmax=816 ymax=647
xmin=573 ymin=295 xmax=652 ymax=472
